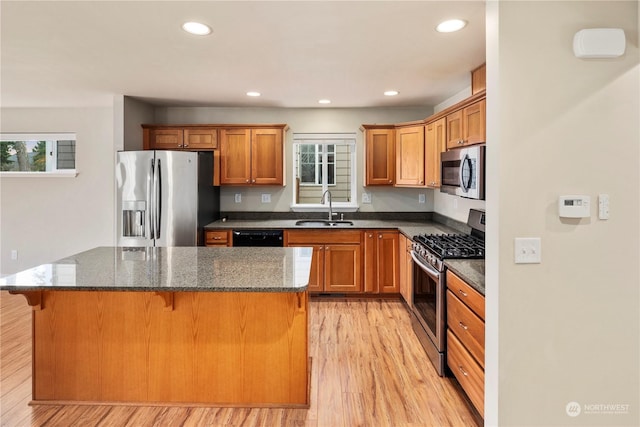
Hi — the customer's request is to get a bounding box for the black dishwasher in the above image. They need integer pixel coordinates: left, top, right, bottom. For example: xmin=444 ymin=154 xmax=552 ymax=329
xmin=232 ymin=230 xmax=284 ymax=247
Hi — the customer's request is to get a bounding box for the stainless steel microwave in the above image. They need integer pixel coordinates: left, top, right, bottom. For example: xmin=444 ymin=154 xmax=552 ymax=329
xmin=440 ymin=145 xmax=485 ymax=200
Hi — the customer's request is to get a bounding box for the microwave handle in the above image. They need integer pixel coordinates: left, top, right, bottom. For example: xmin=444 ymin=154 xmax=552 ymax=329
xmin=460 ymin=153 xmax=472 ymax=192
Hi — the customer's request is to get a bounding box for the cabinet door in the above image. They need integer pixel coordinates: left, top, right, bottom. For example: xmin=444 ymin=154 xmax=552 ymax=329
xmin=184 ymin=128 xmax=218 ymax=150
xmin=365 ymin=128 xmax=395 ymax=186
xmin=251 ymin=128 xmax=283 ymax=185
xmin=324 ymin=244 xmax=362 ymax=293
xmin=462 ymin=99 xmax=486 ymax=146
xmin=446 ymin=110 xmax=464 ymax=149
xmin=150 ymin=129 xmax=184 ymax=150
xmin=425 ymin=118 xmax=446 ymax=187
xmin=398 ymin=234 xmax=410 ymax=303
xmin=220 ymin=129 xmax=252 ymax=185
xmin=404 ymin=236 xmax=414 ymax=307
xmin=307 ymin=245 xmax=325 ymax=292
xmin=363 ymin=231 xmax=377 ymax=292
xmin=377 ymin=231 xmax=399 ymax=293
xmin=395 ymin=125 xmax=425 ymax=187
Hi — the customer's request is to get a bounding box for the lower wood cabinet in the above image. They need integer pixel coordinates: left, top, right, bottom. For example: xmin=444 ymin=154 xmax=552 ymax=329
xmin=446 ymin=270 xmax=485 ymax=417
xmin=398 ymin=233 xmax=413 ymax=306
xmin=364 ymin=230 xmax=399 ymax=293
xmin=285 ymin=230 xmax=362 ymax=293
xmin=204 ymin=230 xmax=231 ymax=247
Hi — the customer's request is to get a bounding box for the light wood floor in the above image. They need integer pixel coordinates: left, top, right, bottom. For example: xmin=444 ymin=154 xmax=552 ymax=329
xmin=1 ymin=292 xmax=479 ymax=426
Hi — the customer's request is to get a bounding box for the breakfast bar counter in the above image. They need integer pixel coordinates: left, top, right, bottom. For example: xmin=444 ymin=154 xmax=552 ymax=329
xmin=0 ymin=246 xmax=312 ymax=407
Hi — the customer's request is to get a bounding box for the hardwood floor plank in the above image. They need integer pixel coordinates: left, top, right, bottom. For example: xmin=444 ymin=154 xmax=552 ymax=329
xmin=1 ymin=292 xmax=480 ymax=427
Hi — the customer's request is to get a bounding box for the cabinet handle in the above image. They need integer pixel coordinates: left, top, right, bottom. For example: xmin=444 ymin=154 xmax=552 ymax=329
xmin=458 ymin=289 xmax=468 ymax=298
xmin=458 ymin=140 xmax=464 ymax=145
xmin=458 ymin=365 xmax=469 ymax=377
xmin=252 ymin=179 xmax=256 ymax=183
xmin=378 ymin=234 xmax=383 ymax=239
xmin=178 ymin=144 xmax=182 ymax=147
xmin=388 ymin=180 xmax=392 ymax=183
xmin=325 ymin=246 xmax=329 ymax=251
xmin=458 ymin=321 xmax=468 ymax=331
xmin=368 ymin=234 xmax=373 ymax=238
xmin=245 ymin=179 xmax=250 ymax=183
xmin=184 ymin=144 xmax=189 ymax=148
xmin=419 ymin=180 xmax=424 ymax=184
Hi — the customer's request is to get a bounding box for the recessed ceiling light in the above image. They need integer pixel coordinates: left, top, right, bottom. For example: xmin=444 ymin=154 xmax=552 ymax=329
xmin=182 ymin=21 xmax=212 ymax=36
xmin=436 ymin=19 xmax=467 ymax=33
xmin=384 ymin=90 xmax=399 ymax=96
xmin=318 ymin=99 xmax=331 ymax=104
xmin=246 ymin=91 xmax=261 ymax=97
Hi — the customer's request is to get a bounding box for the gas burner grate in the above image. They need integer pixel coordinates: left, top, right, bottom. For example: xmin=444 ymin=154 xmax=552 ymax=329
xmin=414 ymin=233 xmax=484 ymax=259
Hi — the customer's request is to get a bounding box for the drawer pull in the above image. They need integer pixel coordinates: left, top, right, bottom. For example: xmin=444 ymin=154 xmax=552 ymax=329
xmin=458 ymin=321 xmax=468 ymax=330
xmin=458 ymin=289 xmax=468 ymax=298
xmin=458 ymin=365 xmax=469 ymax=376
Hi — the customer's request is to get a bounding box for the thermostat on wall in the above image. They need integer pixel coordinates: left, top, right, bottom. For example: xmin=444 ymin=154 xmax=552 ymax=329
xmin=558 ymin=195 xmax=591 ymax=218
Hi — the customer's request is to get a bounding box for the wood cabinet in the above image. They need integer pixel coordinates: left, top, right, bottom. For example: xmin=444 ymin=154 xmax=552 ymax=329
xmin=425 ymin=117 xmax=446 ymax=188
xmin=220 ymin=126 xmax=285 ymax=186
xmin=363 ymin=126 xmax=395 ymax=186
xmin=398 ymin=233 xmax=413 ymax=306
xmin=364 ymin=230 xmax=400 ymax=294
xmin=395 ymin=125 xmax=425 ymax=187
xmin=446 ymin=99 xmax=486 ymax=149
xmin=446 ymin=270 xmax=485 ymax=417
xmin=143 ymin=126 xmax=218 ymax=150
xmin=205 ymin=230 xmax=231 ymax=247
xmin=285 ymin=230 xmax=362 ymax=293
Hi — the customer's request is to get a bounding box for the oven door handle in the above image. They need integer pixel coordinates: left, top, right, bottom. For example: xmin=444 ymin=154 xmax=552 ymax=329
xmin=410 ymin=251 xmax=441 ymax=279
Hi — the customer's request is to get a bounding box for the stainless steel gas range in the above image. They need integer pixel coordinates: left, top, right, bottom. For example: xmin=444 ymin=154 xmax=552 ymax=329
xmin=410 ymin=209 xmax=485 ymax=376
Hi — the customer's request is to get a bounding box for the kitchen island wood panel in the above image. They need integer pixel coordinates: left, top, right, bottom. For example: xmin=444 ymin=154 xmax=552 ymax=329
xmin=31 ymin=290 xmax=309 ymax=406
xmin=1 ymin=246 xmax=312 ymax=408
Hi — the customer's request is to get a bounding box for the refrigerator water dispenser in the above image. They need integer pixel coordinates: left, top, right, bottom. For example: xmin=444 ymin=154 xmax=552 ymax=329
xmin=122 ymin=200 xmax=146 ymax=237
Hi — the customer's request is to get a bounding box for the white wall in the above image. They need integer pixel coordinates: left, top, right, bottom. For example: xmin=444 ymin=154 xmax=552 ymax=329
xmin=0 ymin=107 xmax=116 ymax=275
xmin=487 ymin=1 xmax=639 ymax=426
xmin=155 ymin=106 xmax=436 ymax=213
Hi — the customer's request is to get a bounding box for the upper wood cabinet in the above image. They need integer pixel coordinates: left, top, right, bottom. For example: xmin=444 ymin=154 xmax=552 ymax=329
xmin=446 ymin=99 xmax=486 ymax=149
xmin=425 ymin=117 xmax=446 ymax=188
xmin=220 ymin=126 xmax=285 ymax=186
xmin=143 ymin=126 xmax=218 ymax=150
xmin=363 ymin=126 xmax=395 ymax=186
xmin=395 ymin=125 xmax=425 ymax=187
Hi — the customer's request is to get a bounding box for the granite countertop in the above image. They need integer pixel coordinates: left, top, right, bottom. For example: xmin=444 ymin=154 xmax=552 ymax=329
xmin=445 ymin=259 xmax=485 ymax=296
xmin=0 ymin=246 xmax=311 ymax=293
xmin=205 ymin=219 xmax=457 ymax=238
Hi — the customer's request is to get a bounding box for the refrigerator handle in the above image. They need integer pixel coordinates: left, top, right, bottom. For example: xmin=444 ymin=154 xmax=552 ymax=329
xmin=149 ymin=158 xmax=155 ymax=239
xmin=155 ymin=158 xmax=162 ymax=239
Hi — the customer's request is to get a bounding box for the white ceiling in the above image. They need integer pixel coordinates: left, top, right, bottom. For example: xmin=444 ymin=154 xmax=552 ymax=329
xmin=0 ymin=1 xmax=486 ymax=109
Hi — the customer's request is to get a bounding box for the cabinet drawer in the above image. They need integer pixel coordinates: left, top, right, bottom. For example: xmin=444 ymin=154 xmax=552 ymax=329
xmin=284 ymin=230 xmax=362 ymax=245
xmin=447 ymin=290 xmax=484 ymax=368
xmin=185 ymin=128 xmax=217 ymax=149
xmin=447 ymin=330 xmax=484 ymax=417
xmin=446 ymin=270 xmax=484 ymax=320
xmin=205 ymin=230 xmax=230 ymax=246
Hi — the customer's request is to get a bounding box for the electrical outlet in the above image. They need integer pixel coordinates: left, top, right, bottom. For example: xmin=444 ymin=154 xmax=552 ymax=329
xmin=362 ymin=192 xmax=371 ymax=204
xmin=514 ymin=237 xmax=542 ymax=264
xmin=10 ymin=249 xmax=18 ymax=261
xmin=418 ymin=194 xmax=426 ymax=204
xmin=261 ymin=193 xmax=271 ymax=203
xmin=234 ymin=193 xmax=242 ymax=203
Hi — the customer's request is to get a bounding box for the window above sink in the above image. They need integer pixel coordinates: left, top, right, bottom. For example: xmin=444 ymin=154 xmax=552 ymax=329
xmin=291 ymin=133 xmax=358 ymax=213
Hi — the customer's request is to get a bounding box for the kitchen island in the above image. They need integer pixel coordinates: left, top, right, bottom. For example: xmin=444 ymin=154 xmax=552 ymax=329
xmin=0 ymin=246 xmax=311 ymax=407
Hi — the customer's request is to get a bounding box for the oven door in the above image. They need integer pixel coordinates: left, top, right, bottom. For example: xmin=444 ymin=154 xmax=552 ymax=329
xmin=410 ymin=252 xmax=446 ymax=353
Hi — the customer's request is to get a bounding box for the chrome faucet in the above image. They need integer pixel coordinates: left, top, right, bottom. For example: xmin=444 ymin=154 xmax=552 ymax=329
xmin=321 ymin=190 xmax=335 ymax=221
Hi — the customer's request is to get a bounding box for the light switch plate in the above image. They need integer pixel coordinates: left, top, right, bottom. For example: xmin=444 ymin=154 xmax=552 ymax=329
xmin=598 ymin=194 xmax=610 ymax=220
xmin=234 ymin=193 xmax=242 ymax=203
xmin=362 ymin=192 xmax=371 ymax=204
xmin=419 ymin=194 xmax=426 ymax=204
xmin=261 ymin=193 xmax=271 ymax=203
xmin=514 ymin=237 xmax=542 ymax=264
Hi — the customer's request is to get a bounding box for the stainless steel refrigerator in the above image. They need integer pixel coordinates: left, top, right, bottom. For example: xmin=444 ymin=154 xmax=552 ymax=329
xmin=116 ymin=150 xmax=220 ymax=247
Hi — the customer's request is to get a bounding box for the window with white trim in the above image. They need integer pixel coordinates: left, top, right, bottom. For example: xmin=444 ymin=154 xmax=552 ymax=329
xmin=292 ymin=133 xmax=357 ymax=210
xmin=0 ymin=133 xmax=77 ymax=176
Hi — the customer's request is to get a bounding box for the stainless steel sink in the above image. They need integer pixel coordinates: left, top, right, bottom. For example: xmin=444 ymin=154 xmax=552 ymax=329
xmin=295 ymin=219 xmax=354 ymax=227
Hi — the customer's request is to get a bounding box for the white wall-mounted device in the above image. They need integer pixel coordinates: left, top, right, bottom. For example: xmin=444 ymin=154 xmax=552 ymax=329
xmin=573 ymin=28 xmax=626 ymax=59
xmin=558 ymin=195 xmax=591 ymax=218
